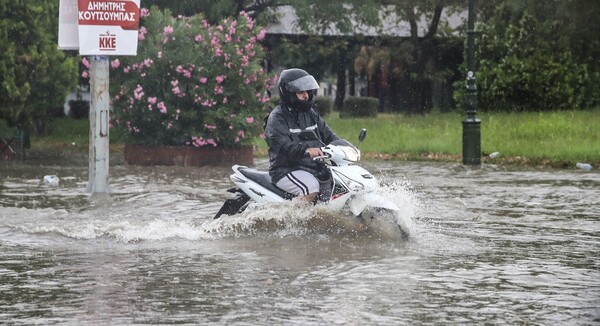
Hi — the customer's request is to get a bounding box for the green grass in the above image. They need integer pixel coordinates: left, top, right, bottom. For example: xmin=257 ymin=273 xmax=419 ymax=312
xmin=32 ymin=118 xmax=91 ymax=150
xmin=253 ymin=113 xmax=464 ymax=155
xmin=256 ymin=108 xmax=600 ymax=165
xmin=326 ymin=112 xmax=463 ymax=155
xmin=0 ymin=118 xmax=125 ymax=152
xmin=481 ymin=110 xmax=600 ymax=162
xmin=3 ymin=108 xmax=599 ymax=167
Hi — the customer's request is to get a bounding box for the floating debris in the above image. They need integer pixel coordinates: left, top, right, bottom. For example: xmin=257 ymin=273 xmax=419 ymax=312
xmin=575 ymin=163 xmax=593 ymax=171
xmin=488 ymin=152 xmax=500 ymax=159
xmin=43 ymin=175 xmax=60 ymax=186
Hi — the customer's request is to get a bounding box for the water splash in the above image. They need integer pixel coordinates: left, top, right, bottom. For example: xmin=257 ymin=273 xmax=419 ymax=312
xmin=200 ymin=179 xmax=420 ymax=241
xmin=1 ymin=167 xmax=421 ymax=244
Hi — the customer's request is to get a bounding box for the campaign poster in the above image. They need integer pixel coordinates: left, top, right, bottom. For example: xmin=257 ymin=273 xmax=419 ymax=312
xmin=77 ymin=0 xmax=140 ymax=55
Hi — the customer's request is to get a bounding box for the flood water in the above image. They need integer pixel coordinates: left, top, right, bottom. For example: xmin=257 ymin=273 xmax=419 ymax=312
xmin=1 ymin=154 xmax=599 ymax=325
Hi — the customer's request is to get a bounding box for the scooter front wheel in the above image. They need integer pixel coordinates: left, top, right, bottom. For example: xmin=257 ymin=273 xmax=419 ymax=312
xmin=358 ymin=207 xmax=411 ymax=240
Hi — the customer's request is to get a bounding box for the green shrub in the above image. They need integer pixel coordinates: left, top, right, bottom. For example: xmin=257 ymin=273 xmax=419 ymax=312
xmin=268 ymin=96 xmax=280 ymax=108
xmin=47 ymin=106 xmax=66 ymax=119
xmin=340 ymin=96 xmax=378 ymax=118
xmin=314 ymin=96 xmax=332 ymax=116
xmin=455 ymin=8 xmax=593 ymax=111
xmin=91 ymin=8 xmax=274 ymax=148
xmin=0 ymin=1 xmax=77 ymax=133
xmin=68 ymin=100 xmax=89 ymax=119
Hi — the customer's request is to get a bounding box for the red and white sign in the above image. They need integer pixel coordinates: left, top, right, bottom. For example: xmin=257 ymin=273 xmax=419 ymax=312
xmin=77 ymin=0 xmax=140 ymax=55
xmin=59 ymin=0 xmax=140 ymax=55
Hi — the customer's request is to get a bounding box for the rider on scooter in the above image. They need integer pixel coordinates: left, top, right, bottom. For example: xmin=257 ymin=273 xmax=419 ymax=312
xmin=264 ymin=68 xmax=340 ymax=203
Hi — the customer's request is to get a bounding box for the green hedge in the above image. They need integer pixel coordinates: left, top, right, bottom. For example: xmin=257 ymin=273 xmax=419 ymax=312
xmin=267 ymin=95 xmax=332 ymax=116
xmin=314 ymin=96 xmax=332 ymax=116
xmin=340 ymin=96 xmax=378 ymax=118
xmin=68 ymin=100 xmax=89 ymax=119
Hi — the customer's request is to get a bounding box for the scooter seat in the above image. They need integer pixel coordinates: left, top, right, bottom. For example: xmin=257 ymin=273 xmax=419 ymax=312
xmin=237 ymin=167 xmax=294 ymax=200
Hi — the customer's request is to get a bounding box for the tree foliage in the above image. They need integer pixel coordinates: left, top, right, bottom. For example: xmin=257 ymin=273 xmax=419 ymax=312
xmin=143 ymin=0 xmax=275 ymax=23
xmin=144 ymin=0 xmax=381 ymax=32
xmin=341 ymin=1 xmax=462 ymax=114
xmin=0 ymin=0 xmax=78 ymax=132
xmin=455 ymin=1 xmax=599 ymax=111
xmin=478 ymin=12 xmax=587 ymax=110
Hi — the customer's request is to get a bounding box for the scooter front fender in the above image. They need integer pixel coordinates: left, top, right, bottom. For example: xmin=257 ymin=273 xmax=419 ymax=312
xmin=348 ymin=192 xmax=399 ymax=216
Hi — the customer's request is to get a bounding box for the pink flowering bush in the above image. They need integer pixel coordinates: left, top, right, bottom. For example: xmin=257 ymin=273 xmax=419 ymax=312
xmin=96 ymin=7 xmax=274 ymax=147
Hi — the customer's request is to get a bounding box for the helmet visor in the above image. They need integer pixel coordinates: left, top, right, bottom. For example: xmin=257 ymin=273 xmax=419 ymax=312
xmin=285 ymin=75 xmax=320 ymax=93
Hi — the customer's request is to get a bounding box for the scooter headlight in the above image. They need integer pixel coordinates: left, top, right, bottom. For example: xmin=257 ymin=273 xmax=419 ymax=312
xmin=340 ymin=146 xmax=361 ymax=162
xmin=345 ymin=179 xmax=364 ymax=191
xmin=335 ymin=171 xmax=364 ymax=191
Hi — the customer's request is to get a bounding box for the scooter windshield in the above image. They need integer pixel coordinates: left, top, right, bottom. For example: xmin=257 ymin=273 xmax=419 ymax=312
xmin=330 ymin=139 xmax=361 ymax=162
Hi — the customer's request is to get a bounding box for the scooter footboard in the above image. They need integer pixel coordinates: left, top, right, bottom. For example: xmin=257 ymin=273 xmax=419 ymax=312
xmin=214 ymin=191 xmax=250 ymax=219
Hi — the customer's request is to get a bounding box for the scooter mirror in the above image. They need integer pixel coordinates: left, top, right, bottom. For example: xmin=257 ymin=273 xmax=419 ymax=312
xmin=358 ymin=128 xmax=367 ymax=143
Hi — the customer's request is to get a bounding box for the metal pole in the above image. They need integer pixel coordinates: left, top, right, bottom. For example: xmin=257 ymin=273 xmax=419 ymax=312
xmin=462 ymin=0 xmax=481 ymax=165
xmin=85 ymin=55 xmax=110 ymax=196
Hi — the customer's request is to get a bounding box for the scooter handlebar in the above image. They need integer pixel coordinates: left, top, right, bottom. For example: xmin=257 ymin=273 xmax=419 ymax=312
xmin=312 ymin=153 xmax=331 ymax=161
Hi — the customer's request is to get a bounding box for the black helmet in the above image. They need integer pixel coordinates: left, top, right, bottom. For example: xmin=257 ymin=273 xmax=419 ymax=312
xmin=278 ymin=68 xmax=319 ymax=112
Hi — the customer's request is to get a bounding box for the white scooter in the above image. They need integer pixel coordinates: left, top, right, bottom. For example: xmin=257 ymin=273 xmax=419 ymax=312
xmin=214 ymin=129 xmax=412 ymax=238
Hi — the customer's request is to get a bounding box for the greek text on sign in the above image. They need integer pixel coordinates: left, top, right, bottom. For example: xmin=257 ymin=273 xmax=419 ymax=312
xmin=77 ymin=0 xmax=140 ymax=55
xmin=78 ymin=1 xmax=137 ymax=28
xmin=78 ymin=0 xmax=139 ymax=28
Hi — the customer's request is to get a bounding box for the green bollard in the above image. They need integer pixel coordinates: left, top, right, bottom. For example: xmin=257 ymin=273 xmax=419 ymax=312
xmin=462 ymin=117 xmax=480 ymax=165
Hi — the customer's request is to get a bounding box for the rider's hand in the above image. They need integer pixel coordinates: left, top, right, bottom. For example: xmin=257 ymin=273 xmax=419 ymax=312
xmin=305 ymin=147 xmax=323 ymax=158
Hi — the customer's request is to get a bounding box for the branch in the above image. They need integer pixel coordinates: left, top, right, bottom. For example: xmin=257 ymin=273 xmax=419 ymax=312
xmin=243 ymin=0 xmax=283 ymax=19
xmin=405 ymin=7 xmax=419 ymax=41
xmin=424 ymin=4 xmax=444 ymax=40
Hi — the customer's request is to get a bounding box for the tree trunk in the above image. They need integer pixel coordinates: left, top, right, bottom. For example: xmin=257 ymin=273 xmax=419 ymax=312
xmin=405 ymin=4 xmax=444 ymax=114
xmin=349 ymin=65 xmax=356 ymax=97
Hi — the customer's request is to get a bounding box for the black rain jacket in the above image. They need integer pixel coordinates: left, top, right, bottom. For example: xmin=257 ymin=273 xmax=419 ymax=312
xmin=264 ymin=104 xmax=339 ymax=183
